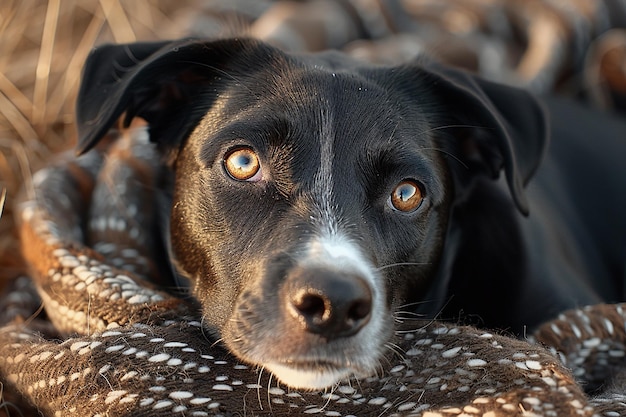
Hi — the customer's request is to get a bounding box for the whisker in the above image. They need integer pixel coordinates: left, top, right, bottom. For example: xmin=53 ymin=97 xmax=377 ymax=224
xmin=0 ymin=188 xmax=5 ymax=218
xmin=419 ymin=146 xmax=469 ymax=169
xmin=383 ymin=341 xmax=406 ymax=361
xmin=396 ymin=299 xmax=435 ymax=310
xmin=353 ymin=377 xmax=364 ymax=397
xmin=377 ymin=399 xmax=395 ymax=417
xmin=321 ymin=383 xmax=335 ymax=410
xmin=266 ymin=371 xmax=274 ymax=414
xmin=400 ymin=296 xmax=455 ymax=331
xmin=369 ymin=360 xmax=384 ymax=384
xmin=22 ymin=301 xmax=46 ymax=330
xmin=394 ymin=326 xmax=426 ymax=334
xmin=419 ymin=123 xmax=495 ymax=135
xmin=199 ymin=315 xmax=221 ymax=344
xmin=376 ymin=262 xmax=430 ymax=271
xmin=180 ymin=60 xmax=257 ymax=96
xmin=209 ymin=337 xmax=223 ymax=349
xmin=412 ymin=123 xmax=491 ymax=170
xmin=394 ymin=310 xmax=426 ymax=319
xmin=385 ymin=120 xmax=401 ymax=144
xmin=391 ymin=389 xmax=426 ymax=417
xmin=256 ymin=367 xmax=265 ymax=411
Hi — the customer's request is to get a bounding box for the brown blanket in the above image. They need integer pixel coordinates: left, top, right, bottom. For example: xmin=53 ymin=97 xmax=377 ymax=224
xmin=2 ymin=1 xmax=626 ymax=416
xmin=0 ymin=127 xmax=624 ymax=416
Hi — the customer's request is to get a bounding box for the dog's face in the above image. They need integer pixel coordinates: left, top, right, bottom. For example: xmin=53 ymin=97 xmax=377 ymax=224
xmin=76 ymin=38 xmax=546 ymax=389
xmin=168 ymin=62 xmax=452 ymax=388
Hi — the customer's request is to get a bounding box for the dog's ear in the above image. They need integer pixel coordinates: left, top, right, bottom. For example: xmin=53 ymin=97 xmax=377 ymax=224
xmin=412 ymin=61 xmax=548 ymax=215
xmin=75 ymin=38 xmax=265 ymax=157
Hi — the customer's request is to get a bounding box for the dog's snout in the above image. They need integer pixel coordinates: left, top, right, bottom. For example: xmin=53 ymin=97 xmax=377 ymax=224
xmin=285 ymin=268 xmax=372 ymax=339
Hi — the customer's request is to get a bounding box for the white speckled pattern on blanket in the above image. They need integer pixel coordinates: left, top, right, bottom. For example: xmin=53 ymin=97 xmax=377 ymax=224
xmin=0 ymin=128 xmax=625 ymax=417
xmin=3 ymin=0 xmax=626 ymax=414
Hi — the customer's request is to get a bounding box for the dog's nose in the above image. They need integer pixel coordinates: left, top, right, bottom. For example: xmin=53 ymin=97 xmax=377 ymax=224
xmin=285 ymin=268 xmax=372 ymax=339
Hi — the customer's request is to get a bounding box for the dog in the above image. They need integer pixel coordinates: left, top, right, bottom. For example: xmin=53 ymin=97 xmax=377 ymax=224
xmin=74 ymin=37 xmax=626 ymax=390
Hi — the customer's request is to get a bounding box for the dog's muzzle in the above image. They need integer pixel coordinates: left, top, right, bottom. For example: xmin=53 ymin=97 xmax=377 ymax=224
xmin=223 ymin=235 xmax=390 ymax=390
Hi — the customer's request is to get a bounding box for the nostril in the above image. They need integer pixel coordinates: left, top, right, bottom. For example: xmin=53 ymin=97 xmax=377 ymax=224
xmin=292 ymin=291 xmax=329 ymax=325
xmin=348 ymin=298 xmax=371 ymax=322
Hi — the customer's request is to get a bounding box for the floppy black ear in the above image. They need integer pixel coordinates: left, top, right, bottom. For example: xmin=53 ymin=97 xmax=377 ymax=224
xmin=415 ymin=61 xmax=549 ymax=215
xmin=75 ymin=37 xmax=268 ymax=156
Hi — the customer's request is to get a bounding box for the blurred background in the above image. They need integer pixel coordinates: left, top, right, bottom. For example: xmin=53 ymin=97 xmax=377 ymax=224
xmin=1 ymin=0 xmax=625 ymax=294
xmin=0 ymin=0 xmax=194 ymax=291
xmin=0 ymin=1 xmax=625 ymax=414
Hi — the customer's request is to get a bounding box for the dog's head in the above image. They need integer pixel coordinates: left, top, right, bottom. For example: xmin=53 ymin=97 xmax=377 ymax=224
xmin=76 ymin=38 xmax=547 ymax=390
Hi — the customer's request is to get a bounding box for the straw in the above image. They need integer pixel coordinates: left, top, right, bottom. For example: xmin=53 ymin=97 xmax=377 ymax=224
xmin=0 ymin=0 xmax=191 ymax=289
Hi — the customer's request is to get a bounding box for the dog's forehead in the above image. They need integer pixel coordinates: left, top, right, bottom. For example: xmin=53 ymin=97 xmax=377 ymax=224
xmin=216 ymin=58 xmax=427 ymax=148
xmin=270 ymin=62 xmax=396 ymax=117
xmin=190 ymin=54 xmax=440 ymax=189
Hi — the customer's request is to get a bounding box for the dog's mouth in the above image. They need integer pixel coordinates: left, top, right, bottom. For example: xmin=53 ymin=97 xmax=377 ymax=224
xmin=264 ymin=360 xmax=362 ymax=390
xmin=222 ymin=326 xmax=387 ymax=390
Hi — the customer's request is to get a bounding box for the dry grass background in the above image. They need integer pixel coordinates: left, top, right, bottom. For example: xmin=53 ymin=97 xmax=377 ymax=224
xmin=0 ymin=0 xmax=194 ymax=291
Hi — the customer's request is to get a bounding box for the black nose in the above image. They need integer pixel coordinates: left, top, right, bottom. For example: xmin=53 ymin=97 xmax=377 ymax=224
xmin=284 ymin=267 xmax=372 ymax=339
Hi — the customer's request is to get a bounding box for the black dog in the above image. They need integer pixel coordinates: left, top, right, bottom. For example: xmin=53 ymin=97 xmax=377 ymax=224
xmin=75 ymin=38 xmax=626 ymax=390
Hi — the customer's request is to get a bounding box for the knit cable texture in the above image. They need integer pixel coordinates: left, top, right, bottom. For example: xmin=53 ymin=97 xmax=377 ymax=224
xmin=0 ymin=128 xmax=625 ymax=417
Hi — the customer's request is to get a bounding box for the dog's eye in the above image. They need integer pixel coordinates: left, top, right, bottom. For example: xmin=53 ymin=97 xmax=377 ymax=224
xmin=390 ymin=180 xmax=424 ymax=212
xmin=223 ymin=147 xmax=261 ymax=181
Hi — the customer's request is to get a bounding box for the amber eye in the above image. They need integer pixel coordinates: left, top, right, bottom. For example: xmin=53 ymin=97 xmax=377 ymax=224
xmin=224 ymin=147 xmax=261 ymax=181
xmin=390 ymin=180 xmax=424 ymax=212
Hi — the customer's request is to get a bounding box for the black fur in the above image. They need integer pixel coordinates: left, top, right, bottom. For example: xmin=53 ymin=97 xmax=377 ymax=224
xmin=76 ymin=37 xmax=626 ymax=389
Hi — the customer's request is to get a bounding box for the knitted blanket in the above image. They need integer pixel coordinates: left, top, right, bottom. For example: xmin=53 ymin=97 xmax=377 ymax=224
xmin=2 ymin=1 xmax=626 ymax=416
xmin=0 ymin=126 xmax=624 ymax=417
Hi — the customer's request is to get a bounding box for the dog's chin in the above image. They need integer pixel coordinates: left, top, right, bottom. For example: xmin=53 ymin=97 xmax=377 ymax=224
xmin=264 ymin=362 xmax=361 ymax=390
